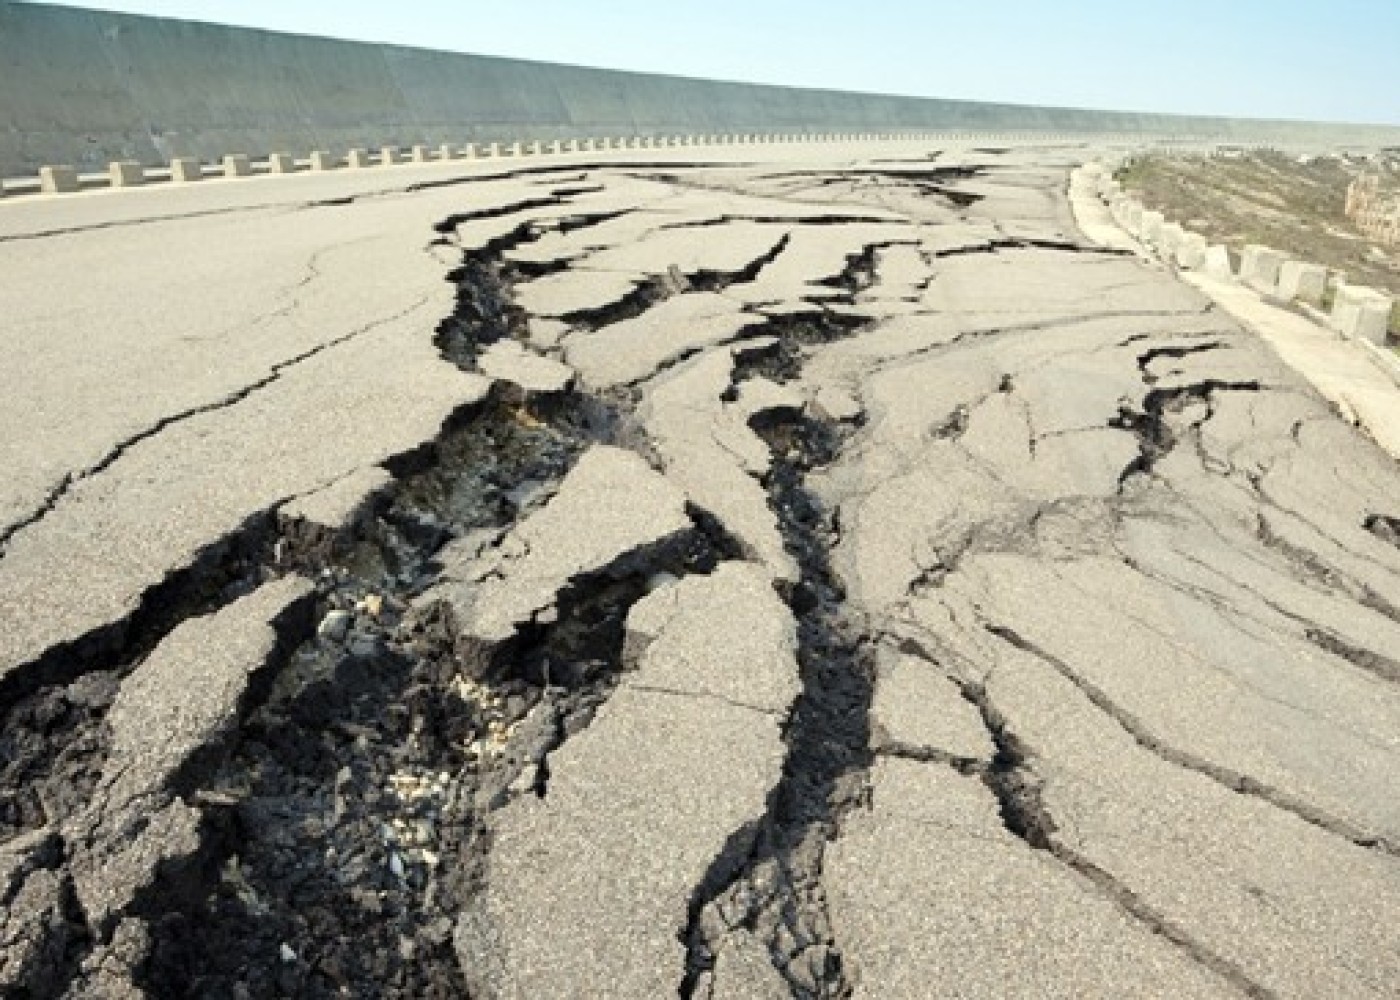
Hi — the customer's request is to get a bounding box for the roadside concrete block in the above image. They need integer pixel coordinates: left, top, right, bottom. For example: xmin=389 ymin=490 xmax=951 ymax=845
xmin=380 ymin=146 xmax=401 ymax=166
xmin=1277 ymin=261 xmax=1327 ymax=306
xmin=223 ymin=154 xmax=252 ymax=177
xmin=1119 ymin=200 xmax=1143 ymax=232
xmin=40 ymin=165 xmax=79 ymax=194
xmin=1332 ymin=285 xmax=1393 ymax=345
xmin=1140 ymin=210 xmax=1165 ymax=244
xmin=411 ymin=145 xmax=432 ymax=163
xmin=346 ymin=148 xmax=371 ymax=168
xmin=109 ymin=161 xmax=145 ymax=187
xmin=1177 ymin=232 xmax=1208 ymax=270
xmin=439 ymin=144 xmax=458 ymax=160
xmin=170 ymin=157 xmax=203 ymax=182
xmin=1201 ymin=245 xmax=1235 ymax=280
xmin=1240 ymin=245 xmax=1285 ymax=292
xmin=267 ymin=153 xmax=296 ymax=174
xmin=1158 ymin=222 xmax=1185 ymax=261
xmin=310 ymin=150 xmax=337 ymax=171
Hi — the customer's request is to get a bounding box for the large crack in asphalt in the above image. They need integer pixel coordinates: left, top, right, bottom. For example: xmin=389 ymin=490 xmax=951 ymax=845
xmin=680 ymin=312 xmax=876 ymax=1000
xmin=115 ymin=215 xmax=697 ymax=997
xmin=35 ymin=185 xmax=812 ymax=996
xmin=958 ymin=668 xmax=1275 ymax=1000
xmin=1110 ymin=378 xmax=1264 ymax=487
xmin=0 ymin=193 xmax=722 ymax=996
xmin=982 ymin=624 xmax=1397 ymax=856
xmin=887 ymin=635 xmax=1275 ymax=1000
xmin=129 ymin=404 xmax=730 ymax=998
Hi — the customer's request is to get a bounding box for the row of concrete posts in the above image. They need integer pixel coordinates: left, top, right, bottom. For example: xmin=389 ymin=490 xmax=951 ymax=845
xmin=13 ymin=133 xmax=924 ymax=196
xmin=5 ymin=131 xmax=1219 ymax=199
xmin=1081 ymin=162 xmax=1396 ymax=347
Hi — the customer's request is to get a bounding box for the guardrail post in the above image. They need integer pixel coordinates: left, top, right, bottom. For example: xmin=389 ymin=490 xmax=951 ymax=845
xmin=223 ymin=154 xmax=252 ymax=177
xmin=1332 ymin=285 xmax=1393 ymax=344
xmin=1277 ymin=261 xmax=1327 ymax=305
xmin=170 ymin=157 xmax=203 ymax=182
xmin=1240 ymin=245 xmax=1285 ymax=292
xmin=109 ymin=161 xmax=145 ymax=188
xmin=40 ymin=165 xmax=79 ymax=194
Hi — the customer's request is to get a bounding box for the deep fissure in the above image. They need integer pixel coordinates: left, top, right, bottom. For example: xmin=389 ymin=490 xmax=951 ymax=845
xmin=680 ymin=312 xmax=876 ymax=1000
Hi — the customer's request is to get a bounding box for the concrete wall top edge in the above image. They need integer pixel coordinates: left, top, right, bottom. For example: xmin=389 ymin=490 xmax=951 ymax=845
xmin=3 ymin=0 xmax=1400 ymax=175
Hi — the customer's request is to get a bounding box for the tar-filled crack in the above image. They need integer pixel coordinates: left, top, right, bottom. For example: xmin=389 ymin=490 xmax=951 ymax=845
xmin=680 ymin=313 xmax=875 ymax=1000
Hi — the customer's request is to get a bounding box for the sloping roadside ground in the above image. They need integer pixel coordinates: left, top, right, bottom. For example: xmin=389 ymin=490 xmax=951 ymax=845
xmin=1113 ymin=150 xmax=1400 ymax=336
xmin=0 ymin=144 xmax=1397 ymax=998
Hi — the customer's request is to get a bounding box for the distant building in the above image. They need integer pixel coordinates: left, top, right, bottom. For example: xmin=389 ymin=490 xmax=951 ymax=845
xmin=1345 ymin=173 xmax=1400 ymax=245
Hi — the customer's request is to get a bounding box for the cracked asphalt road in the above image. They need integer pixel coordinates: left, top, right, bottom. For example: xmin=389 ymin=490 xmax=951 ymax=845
xmin=1 ymin=141 xmax=1397 ymax=998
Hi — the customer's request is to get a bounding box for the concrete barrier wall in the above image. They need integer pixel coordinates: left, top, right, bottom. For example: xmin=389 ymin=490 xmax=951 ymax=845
xmin=5 ymin=1 xmax=1400 ymax=176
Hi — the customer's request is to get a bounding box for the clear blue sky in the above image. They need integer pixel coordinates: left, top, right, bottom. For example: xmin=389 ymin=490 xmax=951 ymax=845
xmin=33 ymin=1 xmax=1400 ymax=125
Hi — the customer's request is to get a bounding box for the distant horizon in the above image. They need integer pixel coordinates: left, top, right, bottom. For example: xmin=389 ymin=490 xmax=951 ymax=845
xmin=19 ymin=0 xmax=1400 ymax=128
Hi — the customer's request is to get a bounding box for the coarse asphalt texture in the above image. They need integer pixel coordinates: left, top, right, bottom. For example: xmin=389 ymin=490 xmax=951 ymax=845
xmin=0 ymin=140 xmax=1398 ymax=998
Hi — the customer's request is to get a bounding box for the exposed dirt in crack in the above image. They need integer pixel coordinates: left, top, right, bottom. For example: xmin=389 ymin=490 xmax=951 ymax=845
xmin=131 ymin=406 xmax=730 ymax=998
xmin=75 ymin=193 xmax=772 ymax=998
xmin=0 ymin=196 xmax=700 ymax=996
xmin=682 ymin=318 xmax=875 ymax=1000
xmin=0 ymin=514 xmax=284 ymax=846
xmin=107 ymin=204 xmax=663 ymax=995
